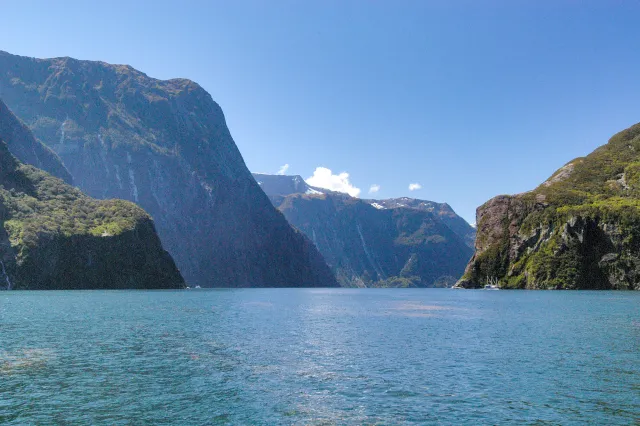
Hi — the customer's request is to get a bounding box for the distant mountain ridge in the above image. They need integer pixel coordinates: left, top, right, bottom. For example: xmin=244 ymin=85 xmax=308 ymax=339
xmin=254 ymin=173 xmax=324 ymax=197
xmin=0 ymin=50 xmax=337 ymax=288
xmin=254 ymin=173 xmax=474 ymax=287
xmin=364 ymin=197 xmax=476 ymax=248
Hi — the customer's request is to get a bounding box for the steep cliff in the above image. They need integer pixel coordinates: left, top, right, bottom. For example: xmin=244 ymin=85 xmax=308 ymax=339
xmin=254 ymin=174 xmax=473 ymax=287
xmin=0 ymin=51 xmax=337 ymax=287
xmin=0 ymin=99 xmax=71 ymax=183
xmin=458 ymin=122 xmax=640 ymax=290
xmin=0 ymin=138 xmax=184 ymax=290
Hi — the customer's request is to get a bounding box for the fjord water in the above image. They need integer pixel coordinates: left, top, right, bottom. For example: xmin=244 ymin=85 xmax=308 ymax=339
xmin=1 ymin=290 xmax=638 ymax=425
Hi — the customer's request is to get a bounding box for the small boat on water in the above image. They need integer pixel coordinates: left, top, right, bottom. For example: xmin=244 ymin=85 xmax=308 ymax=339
xmin=484 ymin=277 xmax=500 ymax=290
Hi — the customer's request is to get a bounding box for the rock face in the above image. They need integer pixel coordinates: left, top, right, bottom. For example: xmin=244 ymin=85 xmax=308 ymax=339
xmin=0 ymin=51 xmax=337 ymax=288
xmin=0 ymin=99 xmax=71 ymax=183
xmin=458 ymin=122 xmax=640 ymax=290
xmin=254 ymin=173 xmax=474 ymax=287
xmin=0 ymin=128 xmax=184 ymax=289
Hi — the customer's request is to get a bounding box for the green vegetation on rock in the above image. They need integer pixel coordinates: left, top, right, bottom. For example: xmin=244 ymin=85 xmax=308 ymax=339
xmin=459 ymin=122 xmax=640 ymax=290
xmin=1 ymin=167 xmax=143 ymax=244
xmin=0 ymin=139 xmax=184 ymax=290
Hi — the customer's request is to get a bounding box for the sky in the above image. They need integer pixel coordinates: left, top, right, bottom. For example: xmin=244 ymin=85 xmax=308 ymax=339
xmin=2 ymin=0 xmax=640 ymax=223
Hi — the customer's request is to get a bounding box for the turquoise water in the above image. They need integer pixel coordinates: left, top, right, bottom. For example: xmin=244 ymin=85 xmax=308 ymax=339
xmin=0 ymin=289 xmax=638 ymax=425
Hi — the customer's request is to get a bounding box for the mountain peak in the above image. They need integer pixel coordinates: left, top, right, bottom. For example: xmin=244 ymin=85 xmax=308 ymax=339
xmin=261 ymin=178 xmax=474 ymax=287
xmin=252 ymin=173 xmax=475 ymax=248
xmin=0 ymin=51 xmax=338 ymax=288
xmin=253 ymin=173 xmax=326 ymax=197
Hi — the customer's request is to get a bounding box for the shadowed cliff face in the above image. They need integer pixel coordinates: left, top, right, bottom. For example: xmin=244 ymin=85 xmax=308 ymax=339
xmin=458 ymin=122 xmax=640 ymax=290
xmin=254 ymin=174 xmax=473 ymax=288
xmin=0 ymin=99 xmax=71 ymax=183
xmin=0 ymin=137 xmax=184 ymax=290
xmin=0 ymin=51 xmax=337 ymax=288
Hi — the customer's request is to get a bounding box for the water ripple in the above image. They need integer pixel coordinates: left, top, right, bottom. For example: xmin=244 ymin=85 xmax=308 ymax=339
xmin=0 ymin=289 xmax=638 ymax=424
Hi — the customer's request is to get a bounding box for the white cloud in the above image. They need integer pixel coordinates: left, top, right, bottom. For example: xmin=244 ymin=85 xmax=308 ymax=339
xmin=408 ymin=183 xmax=422 ymax=191
xmin=306 ymin=167 xmax=361 ymax=197
xmin=277 ymin=164 xmax=290 ymax=175
xmin=368 ymin=184 xmax=380 ymax=194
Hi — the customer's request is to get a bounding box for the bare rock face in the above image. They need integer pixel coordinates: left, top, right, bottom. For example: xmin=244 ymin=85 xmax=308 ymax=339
xmin=458 ymin=122 xmax=640 ymax=290
xmin=0 ymin=51 xmax=337 ymax=288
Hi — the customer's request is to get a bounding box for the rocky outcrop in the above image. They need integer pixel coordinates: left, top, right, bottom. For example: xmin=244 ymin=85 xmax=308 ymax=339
xmin=0 ymin=51 xmax=337 ymax=288
xmin=0 ymin=138 xmax=184 ymax=290
xmin=255 ymin=174 xmax=474 ymax=287
xmin=458 ymin=122 xmax=640 ymax=290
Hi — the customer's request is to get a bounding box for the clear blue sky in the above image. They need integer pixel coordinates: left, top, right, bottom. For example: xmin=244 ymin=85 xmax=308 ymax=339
xmin=2 ymin=1 xmax=640 ymax=223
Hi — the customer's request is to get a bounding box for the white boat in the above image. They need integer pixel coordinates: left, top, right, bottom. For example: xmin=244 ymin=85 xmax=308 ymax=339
xmin=484 ymin=277 xmax=500 ymax=290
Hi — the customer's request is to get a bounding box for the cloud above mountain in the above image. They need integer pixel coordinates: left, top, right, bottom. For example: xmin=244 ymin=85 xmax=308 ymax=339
xmin=408 ymin=183 xmax=422 ymax=191
xmin=277 ymin=164 xmax=290 ymax=175
xmin=306 ymin=167 xmax=361 ymax=197
xmin=369 ymin=184 xmax=380 ymax=194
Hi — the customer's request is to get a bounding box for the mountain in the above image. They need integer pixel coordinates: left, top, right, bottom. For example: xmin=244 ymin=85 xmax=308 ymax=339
xmin=0 ymin=110 xmax=183 ymax=289
xmin=367 ymin=198 xmax=476 ymax=248
xmin=0 ymin=51 xmax=337 ymax=288
xmin=457 ymin=122 xmax=640 ymax=290
xmin=254 ymin=173 xmax=474 ymax=287
xmin=0 ymin=98 xmax=71 ymax=183
xmin=254 ymin=173 xmax=324 ymax=198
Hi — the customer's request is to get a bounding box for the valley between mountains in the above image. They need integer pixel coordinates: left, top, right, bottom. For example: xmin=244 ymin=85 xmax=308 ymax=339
xmin=0 ymin=49 xmax=638 ymax=290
